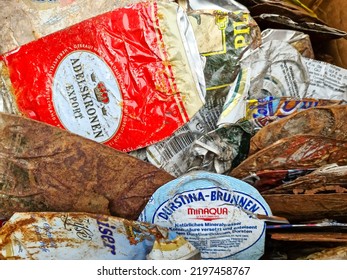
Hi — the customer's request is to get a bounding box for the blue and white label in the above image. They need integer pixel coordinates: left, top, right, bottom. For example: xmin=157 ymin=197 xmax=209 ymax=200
xmin=139 ymin=171 xmax=272 ymax=260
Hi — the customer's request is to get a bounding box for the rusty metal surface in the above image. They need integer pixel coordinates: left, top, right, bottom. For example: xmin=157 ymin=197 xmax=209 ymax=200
xmin=0 ymin=112 xmax=174 ymax=220
xmin=231 ymin=135 xmax=347 ymax=179
xmin=0 ymin=212 xmax=169 ymax=260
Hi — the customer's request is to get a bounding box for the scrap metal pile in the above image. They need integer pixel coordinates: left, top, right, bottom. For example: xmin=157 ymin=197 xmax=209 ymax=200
xmin=0 ymin=0 xmax=346 ymax=260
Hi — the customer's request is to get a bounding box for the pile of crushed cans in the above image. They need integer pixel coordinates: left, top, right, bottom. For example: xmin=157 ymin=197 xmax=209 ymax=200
xmin=0 ymin=0 xmax=346 ymax=260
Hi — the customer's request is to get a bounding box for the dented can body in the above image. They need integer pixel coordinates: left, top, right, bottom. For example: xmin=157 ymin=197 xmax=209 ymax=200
xmin=0 ymin=212 xmax=198 ymax=260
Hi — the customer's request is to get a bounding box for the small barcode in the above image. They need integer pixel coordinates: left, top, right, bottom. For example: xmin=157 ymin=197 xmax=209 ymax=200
xmin=155 ymin=125 xmax=195 ymax=162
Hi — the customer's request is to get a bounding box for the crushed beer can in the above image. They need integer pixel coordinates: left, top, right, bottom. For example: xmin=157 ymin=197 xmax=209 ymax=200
xmin=0 ymin=0 xmax=143 ymax=54
xmin=242 ymin=168 xmax=315 ymax=193
xmin=218 ymin=40 xmax=309 ymax=125
xmin=254 ymin=14 xmax=347 ymax=41
xmin=249 ymin=104 xmax=347 ymax=155
xmin=245 ymin=96 xmax=346 ymax=120
xmin=146 ymin=0 xmax=261 ymax=176
xmin=261 ymin=28 xmax=315 ymax=58
xmin=261 ymin=164 xmax=347 ymax=195
xmin=246 ymin=0 xmax=347 ymax=40
xmin=0 ymin=1 xmax=206 ymax=152
xmin=218 ymin=40 xmax=347 ymax=125
xmin=0 ymin=212 xmax=199 ymax=260
xmin=0 ymin=111 xmax=175 ymax=221
xmin=231 ymin=135 xmax=347 ymax=179
xmin=187 ymin=119 xmax=255 ymax=174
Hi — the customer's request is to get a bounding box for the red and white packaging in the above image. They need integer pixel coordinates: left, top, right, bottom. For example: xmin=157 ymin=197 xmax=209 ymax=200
xmin=0 ymin=1 xmax=205 ymax=152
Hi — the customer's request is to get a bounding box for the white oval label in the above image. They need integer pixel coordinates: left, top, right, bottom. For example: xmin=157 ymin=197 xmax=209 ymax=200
xmin=52 ymin=51 xmax=122 ymax=142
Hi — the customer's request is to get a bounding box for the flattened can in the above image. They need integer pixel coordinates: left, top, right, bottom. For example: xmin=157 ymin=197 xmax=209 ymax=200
xmin=139 ymin=171 xmax=272 ymax=260
xmin=0 ymin=212 xmax=198 ymax=260
xmin=0 ymin=1 xmax=205 ymax=152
